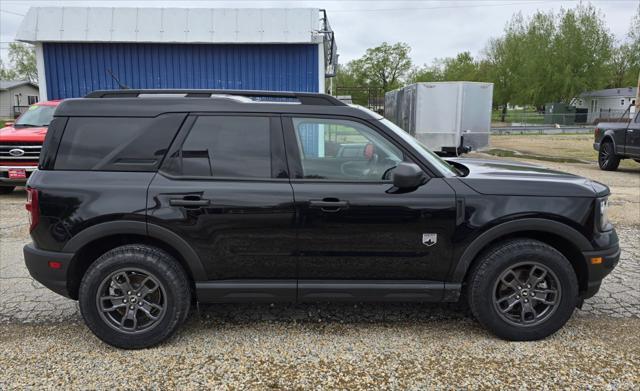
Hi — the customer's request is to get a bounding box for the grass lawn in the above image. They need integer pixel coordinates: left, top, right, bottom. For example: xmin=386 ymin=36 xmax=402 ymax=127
xmin=488 ymin=133 xmax=637 ymax=169
xmin=491 ymin=110 xmax=545 ymax=124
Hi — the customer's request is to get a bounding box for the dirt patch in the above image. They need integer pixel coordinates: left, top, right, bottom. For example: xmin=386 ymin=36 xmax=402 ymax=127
xmin=489 ymin=134 xmax=638 ymax=169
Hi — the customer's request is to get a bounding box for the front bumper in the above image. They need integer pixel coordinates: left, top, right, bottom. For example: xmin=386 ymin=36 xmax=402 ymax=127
xmin=0 ymin=165 xmax=37 ymax=186
xmin=24 ymin=242 xmax=74 ymax=298
xmin=580 ymin=242 xmax=620 ymax=299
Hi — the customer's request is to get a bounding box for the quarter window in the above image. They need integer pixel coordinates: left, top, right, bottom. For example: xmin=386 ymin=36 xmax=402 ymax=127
xmin=172 ymin=116 xmax=272 ymax=178
xmin=292 ymin=117 xmax=403 ymax=181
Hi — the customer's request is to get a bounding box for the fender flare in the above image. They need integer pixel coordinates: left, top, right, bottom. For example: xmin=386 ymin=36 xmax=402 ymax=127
xmin=63 ymin=220 xmax=206 ymax=280
xmin=450 ymin=218 xmax=592 ymax=283
xmin=601 ymin=130 xmax=618 ymax=155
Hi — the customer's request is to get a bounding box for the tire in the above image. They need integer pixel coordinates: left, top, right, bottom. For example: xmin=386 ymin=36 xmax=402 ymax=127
xmin=467 ymin=239 xmax=578 ymax=341
xmin=79 ymin=244 xmax=191 ymax=349
xmin=0 ymin=186 xmax=15 ymax=194
xmin=598 ymin=140 xmax=620 ymax=171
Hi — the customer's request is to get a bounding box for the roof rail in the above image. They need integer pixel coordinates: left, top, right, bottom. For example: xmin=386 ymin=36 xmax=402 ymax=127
xmin=85 ymin=89 xmax=346 ymax=106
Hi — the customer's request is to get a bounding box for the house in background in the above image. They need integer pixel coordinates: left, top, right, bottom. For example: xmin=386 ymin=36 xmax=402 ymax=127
xmin=0 ymin=80 xmax=39 ymax=119
xmin=572 ymin=87 xmax=637 ymax=123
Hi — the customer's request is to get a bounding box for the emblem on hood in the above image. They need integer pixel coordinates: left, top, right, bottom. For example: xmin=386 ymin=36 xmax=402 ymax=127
xmin=422 ymin=233 xmax=437 ymax=247
xmin=9 ymin=148 xmax=25 ymax=157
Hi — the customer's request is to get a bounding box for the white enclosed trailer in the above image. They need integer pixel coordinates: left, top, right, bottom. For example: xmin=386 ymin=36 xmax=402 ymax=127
xmin=385 ymin=82 xmax=493 ymax=155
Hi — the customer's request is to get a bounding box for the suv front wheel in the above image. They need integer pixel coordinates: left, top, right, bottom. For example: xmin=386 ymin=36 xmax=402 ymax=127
xmin=467 ymin=239 xmax=578 ymax=341
xmin=79 ymin=245 xmax=191 ymax=349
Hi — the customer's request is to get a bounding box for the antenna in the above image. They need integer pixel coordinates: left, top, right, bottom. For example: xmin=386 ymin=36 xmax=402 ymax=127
xmin=106 ymin=69 xmax=130 ymax=90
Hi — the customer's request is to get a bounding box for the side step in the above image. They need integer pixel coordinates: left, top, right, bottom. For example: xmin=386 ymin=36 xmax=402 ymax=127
xmin=195 ymin=280 xmax=461 ymax=303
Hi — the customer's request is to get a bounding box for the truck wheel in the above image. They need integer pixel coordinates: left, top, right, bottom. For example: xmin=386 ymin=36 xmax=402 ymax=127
xmin=79 ymin=244 xmax=191 ymax=349
xmin=0 ymin=186 xmax=15 ymax=194
xmin=598 ymin=140 xmax=620 ymax=171
xmin=467 ymin=239 xmax=578 ymax=341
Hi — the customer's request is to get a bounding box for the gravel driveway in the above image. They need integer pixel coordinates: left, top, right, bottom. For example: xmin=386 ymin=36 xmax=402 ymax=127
xmin=1 ymin=158 xmax=639 ymax=388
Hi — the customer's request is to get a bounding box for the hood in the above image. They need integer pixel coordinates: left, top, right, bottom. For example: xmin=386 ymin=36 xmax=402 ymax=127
xmin=448 ymin=158 xmax=609 ymax=198
xmin=0 ymin=124 xmax=48 ymax=143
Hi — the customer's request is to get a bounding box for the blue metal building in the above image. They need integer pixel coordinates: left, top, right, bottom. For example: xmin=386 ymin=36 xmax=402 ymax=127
xmin=16 ymin=7 xmax=337 ymax=100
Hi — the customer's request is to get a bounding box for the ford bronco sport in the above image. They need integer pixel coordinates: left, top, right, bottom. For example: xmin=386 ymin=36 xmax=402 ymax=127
xmin=24 ymin=90 xmax=620 ymax=349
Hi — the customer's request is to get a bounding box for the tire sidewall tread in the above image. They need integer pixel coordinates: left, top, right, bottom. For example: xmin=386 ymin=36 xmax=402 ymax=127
xmin=467 ymin=239 xmax=578 ymax=341
xmin=79 ymin=244 xmax=191 ymax=349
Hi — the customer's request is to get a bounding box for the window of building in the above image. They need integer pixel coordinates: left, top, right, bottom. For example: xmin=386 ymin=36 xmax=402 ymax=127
xmin=27 ymin=96 xmax=39 ymax=105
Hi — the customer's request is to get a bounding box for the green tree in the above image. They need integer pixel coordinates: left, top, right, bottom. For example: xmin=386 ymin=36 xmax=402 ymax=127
xmin=441 ymin=52 xmax=481 ymax=81
xmin=8 ymin=43 xmax=37 ymax=83
xmin=0 ymin=59 xmax=19 ymax=80
xmin=408 ymin=63 xmax=443 ymax=83
xmin=550 ymin=4 xmax=613 ymax=102
xmin=350 ymin=42 xmax=413 ymax=92
xmin=0 ymin=43 xmax=37 ymax=83
xmin=613 ymin=4 xmax=640 ymax=87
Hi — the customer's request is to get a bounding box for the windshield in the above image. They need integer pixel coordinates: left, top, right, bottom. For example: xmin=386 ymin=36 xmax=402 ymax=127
xmin=15 ymin=105 xmax=56 ymax=127
xmin=379 ymin=118 xmax=459 ymax=177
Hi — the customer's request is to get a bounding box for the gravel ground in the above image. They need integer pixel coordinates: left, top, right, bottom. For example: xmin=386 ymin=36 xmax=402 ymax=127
xmin=1 ymin=155 xmax=639 ymax=388
xmin=1 ymin=316 xmax=639 ymax=388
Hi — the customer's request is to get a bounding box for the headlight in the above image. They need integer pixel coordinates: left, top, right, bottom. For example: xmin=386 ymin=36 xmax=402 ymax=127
xmin=598 ymin=198 xmax=611 ymax=231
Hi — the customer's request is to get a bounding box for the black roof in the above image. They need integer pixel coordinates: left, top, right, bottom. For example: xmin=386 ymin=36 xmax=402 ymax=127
xmin=55 ymin=89 xmax=372 ymax=118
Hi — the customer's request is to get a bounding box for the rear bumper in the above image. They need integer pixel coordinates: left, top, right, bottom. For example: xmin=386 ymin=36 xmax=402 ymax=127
xmin=593 ymin=142 xmax=600 ymax=152
xmin=23 ymin=242 xmax=74 ymax=298
xmin=0 ymin=165 xmax=37 ymax=186
xmin=581 ymin=243 xmax=620 ymax=299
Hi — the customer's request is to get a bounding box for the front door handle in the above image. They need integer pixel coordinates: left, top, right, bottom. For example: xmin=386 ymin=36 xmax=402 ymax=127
xmin=309 ymin=199 xmax=349 ymax=212
xmin=169 ymin=198 xmax=210 ymax=208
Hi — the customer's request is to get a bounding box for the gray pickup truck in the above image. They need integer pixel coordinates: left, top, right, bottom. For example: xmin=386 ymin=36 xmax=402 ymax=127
xmin=593 ymin=108 xmax=640 ymax=170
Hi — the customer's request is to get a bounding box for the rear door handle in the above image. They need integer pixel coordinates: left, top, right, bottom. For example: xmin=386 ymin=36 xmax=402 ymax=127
xmin=309 ymin=199 xmax=349 ymax=212
xmin=169 ymin=198 xmax=210 ymax=207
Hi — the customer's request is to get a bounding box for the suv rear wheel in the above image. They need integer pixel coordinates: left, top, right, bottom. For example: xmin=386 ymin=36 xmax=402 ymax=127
xmin=598 ymin=140 xmax=620 ymax=171
xmin=78 ymin=245 xmax=191 ymax=349
xmin=467 ymin=239 xmax=578 ymax=341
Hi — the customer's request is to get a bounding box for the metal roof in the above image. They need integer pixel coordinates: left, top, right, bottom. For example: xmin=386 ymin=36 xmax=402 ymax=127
xmin=16 ymin=7 xmax=324 ymax=44
xmin=0 ymin=80 xmax=38 ymax=90
xmin=579 ymin=87 xmax=637 ymax=98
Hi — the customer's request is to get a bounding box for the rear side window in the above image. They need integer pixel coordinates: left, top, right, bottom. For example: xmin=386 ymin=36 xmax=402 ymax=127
xmin=165 ymin=116 xmax=272 ymax=178
xmin=54 ymin=114 xmax=185 ymax=171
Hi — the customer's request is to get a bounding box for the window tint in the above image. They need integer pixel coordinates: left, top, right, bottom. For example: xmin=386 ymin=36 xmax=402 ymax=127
xmin=292 ymin=117 xmax=403 ymax=181
xmin=54 ymin=114 xmax=185 ymax=171
xmin=171 ymin=116 xmax=271 ymax=178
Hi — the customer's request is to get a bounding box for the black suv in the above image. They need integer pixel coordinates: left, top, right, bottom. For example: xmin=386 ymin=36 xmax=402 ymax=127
xmin=24 ymin=90 xmax=620 ymax=348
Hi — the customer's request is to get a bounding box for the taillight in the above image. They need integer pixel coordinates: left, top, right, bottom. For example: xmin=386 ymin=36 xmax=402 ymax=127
xmin=25 ymin=188 xmax=39 ymax=232
xmin=594 ymin=127 xmax=600 ymax=139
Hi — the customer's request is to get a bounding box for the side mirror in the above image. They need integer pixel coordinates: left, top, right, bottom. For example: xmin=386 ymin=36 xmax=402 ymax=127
xmin=392 ymin=162 xmax=425 ymax=189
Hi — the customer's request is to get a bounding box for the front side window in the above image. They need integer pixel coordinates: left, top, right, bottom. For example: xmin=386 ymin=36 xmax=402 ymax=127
xmin=171 ymin=116 xmax=272 ymax=178
xmin=292 ymin=117 xmax=403 ymax=181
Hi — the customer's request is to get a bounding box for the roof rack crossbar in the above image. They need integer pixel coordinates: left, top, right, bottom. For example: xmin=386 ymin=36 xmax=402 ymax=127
xmin=85 ymin=89 xmax=346 ymax=106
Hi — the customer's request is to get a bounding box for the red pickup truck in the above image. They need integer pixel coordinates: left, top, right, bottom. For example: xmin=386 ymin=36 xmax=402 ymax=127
xmin=0 ymin=100 xmax=61 ymax=193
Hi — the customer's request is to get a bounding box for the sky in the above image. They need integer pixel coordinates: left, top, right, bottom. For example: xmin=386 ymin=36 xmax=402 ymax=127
xmin=1 ymin=0 xmax=638 ymax=67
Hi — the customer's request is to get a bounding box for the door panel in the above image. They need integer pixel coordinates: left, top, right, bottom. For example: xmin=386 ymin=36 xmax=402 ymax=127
xmin=283 ymin=115 xmax=457 ymax=282
xmin=148 ymin=176 xmax=297 ymax=280
xmin=626 ymin=112 xmax=640 ymax=157
xmin=147 ymin=114 xmax=297 ymax=284
xmin=293 ymin=179 xmax=456 ymax=281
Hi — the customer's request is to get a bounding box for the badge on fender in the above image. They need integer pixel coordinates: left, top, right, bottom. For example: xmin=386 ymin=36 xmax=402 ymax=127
xmin=422 ymin=233 xmax=437 ymax=246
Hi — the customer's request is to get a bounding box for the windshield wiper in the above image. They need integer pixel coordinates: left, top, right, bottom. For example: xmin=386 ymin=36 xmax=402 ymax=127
xmin=14 ymin=123 xmax=46 ymax=127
